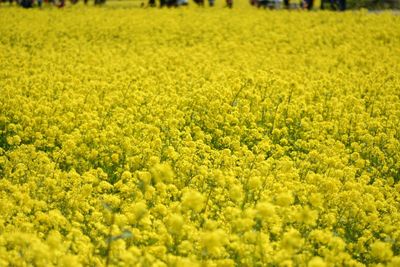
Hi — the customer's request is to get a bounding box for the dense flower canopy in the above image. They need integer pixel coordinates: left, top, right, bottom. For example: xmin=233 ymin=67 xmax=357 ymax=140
xmin=0 ymin=5 xmax=400 ymax=267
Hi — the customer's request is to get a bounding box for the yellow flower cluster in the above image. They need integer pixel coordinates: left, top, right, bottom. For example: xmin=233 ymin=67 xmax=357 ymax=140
xmin=1 ymin=5 xmax=400 ymax=267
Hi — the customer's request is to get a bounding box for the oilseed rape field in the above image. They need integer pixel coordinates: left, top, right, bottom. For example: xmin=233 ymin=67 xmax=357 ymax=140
xmin=1 ymin=5 xmax=400 ymax=267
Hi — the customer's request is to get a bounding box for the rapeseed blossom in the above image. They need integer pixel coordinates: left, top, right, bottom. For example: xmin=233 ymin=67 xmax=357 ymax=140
xmin=0 ymin=5 xmax=400 ymax=266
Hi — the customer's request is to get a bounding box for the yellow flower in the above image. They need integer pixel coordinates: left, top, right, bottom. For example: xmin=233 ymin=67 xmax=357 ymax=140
xmin=256 ymin=202 xmax=275 ymax=219
xmin=276 ymin=192 xmax=294 ymax=207
xmin=295 ymin=206 xmax=318 ymax=226
xmin=138 ymin=171 xmax=152 ymax=185
xmin=229 ymin=185 xmax=243 ymax=203
xmin=388 ymin=256 xmax=400 ymax=267
xmin=59 ymin=255 xmax=83 ymax=267
xmin=166 ymin=214 xmax=184 ymax=235
xmin=371 ymin=241 xmax=393 ymax=262
xmin=201 ymin=230 xmax=227 ymax=256
xmin=181 ymin=189 xmax=205 ymax=212
xmin=281 ymin=229 xmax=303 ymax=251
xmin=248 ymin=176 xmax=262 ymax=191
xmin=308 ymin=257 xmax=326 ymax=267
xmin=151 ymin=163 xmax=175 ymax=184
xmin=132 ymin=202 xmax=148 ymax=222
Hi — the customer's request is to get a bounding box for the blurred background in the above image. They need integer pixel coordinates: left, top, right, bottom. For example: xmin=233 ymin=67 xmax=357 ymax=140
xmin=1 ymin=0 xmax=400 ymax=9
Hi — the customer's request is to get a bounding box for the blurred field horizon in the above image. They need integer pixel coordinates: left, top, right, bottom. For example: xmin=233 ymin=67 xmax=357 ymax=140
xmin=1 ymin=0 xmax=400 ymax=9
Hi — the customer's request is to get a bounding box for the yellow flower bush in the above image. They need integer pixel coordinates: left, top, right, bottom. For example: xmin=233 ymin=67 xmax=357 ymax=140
xmin=1 ymin=5 xmax=400 ymax=266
